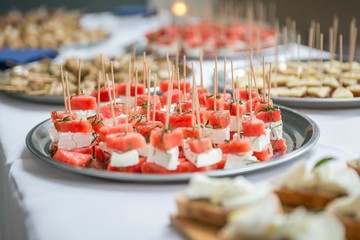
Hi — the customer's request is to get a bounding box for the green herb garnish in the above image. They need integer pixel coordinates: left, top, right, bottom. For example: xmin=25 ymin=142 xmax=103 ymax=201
xmin=313 ymin=157 xmax=335 ymax=170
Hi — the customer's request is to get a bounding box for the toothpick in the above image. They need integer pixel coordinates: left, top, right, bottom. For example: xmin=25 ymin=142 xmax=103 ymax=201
xmin=213 ymin=68 xmax=217 ymax=111
xmin=339 ymin=34 xmax=343 ymax=88
xmin=308 ymin=26 xmax=314 ymax=66
xmin=132 ymin=48 xmax=136 ymax=83
xmin=177 ymin=67 xmax=182 ymax=114
xmin=248 ymin=71 xmax=253 ymax=120
xmin=65 ymin=72 xmax=73 ymax=120
xmin=330 ymin=28 xmax=334 ymax=66
xmin=126 ymin=57 xmax=131 ymax=134
xmin=282 ymin=26 xmax=288 ymax=61
xmin=200 ymin=53 xmax=204 ymax=89
xmin=223 ymin=57 xmax=226 ymax=95
xmin=183 ymin=55 xmax=187 ymax=102
xmin=165 ymin=67 xmax=174 ymax=130
xmin=192 ymin=76 xmax=202 ymax=137
xmin=77 ymin=59 xmax=82 ymax=95
xmin=268 ymin=63 xmax=272 ymax=103
xmin=166 ymin=52 xmax=171 ymax=82
xmin=297 ymin=34 xmax=301 ymax=88
xmin=110 ymin=61 xmax=116 ymax=105
xmin=333 ymin=15 xmax=338 ymax=54
xmin=236 ymin=88 xmax=240 ymax=140
xmin=262 ymin=56 xmax=266 ymax=102
xmin=215 ymin=56 xmax=218 ymax=96
xmin=101 ymin=54 xmax=107 ymax=88
xmin=175 ymin=49 xmax=179 ymax=75
xmin=231 ymin=60 xmax=235 ymax=102
xmin=60 ymin=66 xmax=68 ymax=112
xmin=147 ymin=69 xmax=151 ymax=121
xmin=135 ymin=66 xmax=138 ymax=111
xmin=191 ymin=62 xmax=196 ymax=127
xmin=96 ymin=72 xmax=101 ymax=117
xmin=249 ymin=49 xmax=259 ymax=96
xmin=315 ymin=22 xmax=320 ymax=50
xmin=320 ymin=33 xmax=324 ymax=83
xmin=152 ymin=74 xmax=157 ymax=125
xmin=106 ymin=74 xmax=116 ymax=126
xmin=143 ymin=52 xmax=147 ymax=86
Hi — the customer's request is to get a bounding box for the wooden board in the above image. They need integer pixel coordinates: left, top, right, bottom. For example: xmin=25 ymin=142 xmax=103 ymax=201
xmin=170 ymin=214 xmax=221 ymax=240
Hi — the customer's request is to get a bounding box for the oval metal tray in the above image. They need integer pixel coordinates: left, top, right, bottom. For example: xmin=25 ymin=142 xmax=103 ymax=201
xmin=26 ymin=105 xmax=319 ymax=183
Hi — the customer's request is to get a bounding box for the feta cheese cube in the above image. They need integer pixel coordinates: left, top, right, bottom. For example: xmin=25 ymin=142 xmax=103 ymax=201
xmin=230 ymin=115 xmax=244 ymax=132
xmin=137 ymin=143 xmax=150 ymax=157
xmin=74 ymin=110 xmax=95 ymax=120
xmin=58 ymin=132 xmax=77 ymax=150
xmin=204 ymin=126 xmax=230 ymax=144
xmin=72 ymin=133 xmax=94 ymax=148
xmin=248 ymin=128 xmax=271 ymax=152
xmin=224 ymin=152 xmax=259 ymax=169
xmin=147 ymin=146 xmax=179 ymax=170
xmin=265 ymin=121 xmax=283 ymax=140
xmin=48 ymin=126 xmax=59 ymax=142
xmin=110 ymin=150 xmax=139 ymax=167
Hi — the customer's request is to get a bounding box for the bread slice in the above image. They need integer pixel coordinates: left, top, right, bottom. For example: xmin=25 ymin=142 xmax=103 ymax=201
xmin=336 ymin=214 xmax=360 ymax=240
xmin=175 ymin=194 xmax=228 ymax=228
xmin=347 ymin=162 xmax=360 ymax=176
xmin=274 ymin=188 xmax=344 ymax=210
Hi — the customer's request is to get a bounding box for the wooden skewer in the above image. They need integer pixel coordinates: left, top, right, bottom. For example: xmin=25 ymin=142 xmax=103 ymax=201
xmin=110 ymin=61 xmax=116 ymax=105
xmin=231 ymin=60 xmax=235 ymax=102
xmin=339 ymin=34 xmax=343 ymax=88
xmin=262 ymin=56 xmax=266 ymax=102
xmin=132 ymin=48 xmax=136 ymax=83
xmin=147 ymin=69 xmax=151 ymax=121
xmin=308 ymin=26 xmax=314 ymax=66
xmin=282 ymin=26 xmax=288 ymax=61
xmin=192 ymin=76 xmax=202 ymax=137
xmin=215 ymin=56 xmax=218 ymax=96
xmin=320 ymin=33 xmax=324 ymax=83
xmin=200 ymin=53 xmax=204 ymax=89
xmin=143 ymin=52 xmax=147 ymax=86
xmin=213 ymin=68 xmax=217 ymax=111
xmin=333 ymin=16 xmax=339 ymax=55
xmin=274 ymin=21 xmax=279 ymax=88
xmin=152 ymin=74 xmax=157 ymax=125
xmin=101 ymin=54 xmax=107 ymax=88
xmin=329 ymin=28 xmax=334 ymax=66
xmin=165 ymin=67 xmax=174 ymax=130
xmin=249 ymin=49 xmax=259 ymax=96
xmin=77 ymin=59 xmax=82 ymax=95
xmin=126 ymin=58 xmax=131 ymax=134
xmin=60 ymin=66 xmax=68 ymax=112
xmin=65 ymin=72 xmax=73 ymax=120
xmin=248 ymin=71 xmax=253 ymax=120
xmin=191 ymin=62 xmax=196 ymax=127
xmin=175 ymin=49 xmax=179 ymax=75
xmin=96 ymin=72 xmax=101 ymax=117
xmin=166 ymin=52 xmax=171 ymax=82
xmin=223 ymin=57 xmax=226 ymax=95
xmin=268 ymin=63 xmax=272 ymax=103
xmin=183 ymin=55 xmax=187 ymax=102
xmin=106 ymin=74 xmax=116 ymax=126
xmin=297 ymin=34 xmax=301 ymax=88
xmin=236 ymin=88 xmax=240 ymax=140
xmin=135 ymin=66 xmax=138 ymax=111
xmin=177 ymin=67 xmax=182 ymax=114
xmin=315 ymin=22 xmax=320 ymax=50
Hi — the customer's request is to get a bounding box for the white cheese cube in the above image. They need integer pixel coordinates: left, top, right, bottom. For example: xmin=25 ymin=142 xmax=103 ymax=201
xmin=103 ymin=114 xmax=126 ymax=126
xmin=99 ymin=141 xmax=112 ymax=153
xmin=224 ymin=152 xmax=259 ymax=169
xmin=74 ymin=110 xmax=95 ymax=120
xmin=248 ymin=128 xmax=271 ymax=152
xmin=58 ymin=132 xmax=77 ymax=150
xmin=110 ymin=150 xmax=139 ymax=167
xmin=119 ymin=96 xmax=136 ymax=108
xmin=189 ymin=148 xmax=223 ymax=168
xmin=147 ymin=146 xmax=179 ymax=170
xmin=72 ymin=133 xmax=94 ymax=148
xmin=137 ymin=143 xmax=150 ymax=157
xmin=265 ymin=121 xmax=283 ymax=140
xmin=48 ymin=126 xmax=59 ymax=142
xmin=204 ymin=126 xmax=230 ymax=144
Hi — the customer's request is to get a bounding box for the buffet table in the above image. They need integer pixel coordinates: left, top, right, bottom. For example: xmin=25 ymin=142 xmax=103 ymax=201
xmin=1 ymin=13 xmax=360 ymax=240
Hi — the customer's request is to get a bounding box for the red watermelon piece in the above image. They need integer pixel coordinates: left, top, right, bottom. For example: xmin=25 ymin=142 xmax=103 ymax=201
xmin=70 ymin=95 xmax=97 ymax=110
xmin=51 ymin=111 xmax=76 ymax=123
xmin=220 ymin=138 xmax=251 ymax=154
xmin=53 ymin=149 xmax=92 ymax=167
xmin=187 ymin=137 xmax=213 ymax=154
xmin=253 ymin=144 xmax=273 ymax=161
xmin=118 ymin=83 xmax=145 ymax=96
xmin=150 ymin=129 xmax=183 ymax=151
xmin=55 ymin=119 xmax=93 ymax=133
xmin=106 ymin=132 xmax=146 ymax=152
xmin=242 ymin=118 xmax=266 ymax=137
xmin=108 ymin=157 xmax=146 ymax=173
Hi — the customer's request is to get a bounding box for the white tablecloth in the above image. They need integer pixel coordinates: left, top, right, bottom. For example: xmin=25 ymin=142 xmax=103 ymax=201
xmin=1 ymin=13 xmax=360 ymax=240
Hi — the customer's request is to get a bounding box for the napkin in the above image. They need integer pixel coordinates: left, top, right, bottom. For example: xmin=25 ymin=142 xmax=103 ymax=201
xmin=0 ymin=48 xmax=58 ymax=70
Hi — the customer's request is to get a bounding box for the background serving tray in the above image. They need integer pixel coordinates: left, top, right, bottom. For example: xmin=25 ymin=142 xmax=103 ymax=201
xmin=26 ymin=105 xmax=319 ymax=183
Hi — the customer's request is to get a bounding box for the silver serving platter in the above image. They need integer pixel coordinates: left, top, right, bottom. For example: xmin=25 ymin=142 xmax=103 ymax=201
xmin=3 ymin=91 xmax=64 ymax=105
xmin=270 ymin=96 xmax=360 ymax=109
xmin=26 ymin=105 xmax=319 ymax=183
